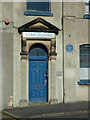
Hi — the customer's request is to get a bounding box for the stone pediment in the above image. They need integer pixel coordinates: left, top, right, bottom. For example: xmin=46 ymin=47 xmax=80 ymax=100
xmin=18 ymin=18 xmax=60 ymax=35
xmin=28 ymin=22 xmax=49 ymax=29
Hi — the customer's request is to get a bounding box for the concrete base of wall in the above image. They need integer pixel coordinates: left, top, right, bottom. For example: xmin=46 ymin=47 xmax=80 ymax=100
xmin=49 ymin=99 xmax=58 ymax=104
xmin=19 ymin=100 xmax=28 ymax=108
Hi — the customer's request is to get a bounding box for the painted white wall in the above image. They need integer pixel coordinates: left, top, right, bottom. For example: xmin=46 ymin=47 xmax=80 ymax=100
xmin=13 ymin=2 xmax=63 ymax=106
xmin=0 ymin=1 xmax=2 ymax=112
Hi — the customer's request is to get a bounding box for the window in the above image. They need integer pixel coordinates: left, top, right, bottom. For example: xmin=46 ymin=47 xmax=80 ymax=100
xmin=30 ymin=46 xmax=46 ymax=56
xmin=83 ymin=0 xmax=90 ymax=18
xmin=24 ymin=0 xmax=53 ymax=16
xmin=27 ymin=1 xmax=50 ymax=12
xmin=80 ymin=45 xmax=90 ymax=67
xmin=28 ymin=44 xmax=48 ymax=61
xmin=78 ymin=44 xmax=90 ymax=85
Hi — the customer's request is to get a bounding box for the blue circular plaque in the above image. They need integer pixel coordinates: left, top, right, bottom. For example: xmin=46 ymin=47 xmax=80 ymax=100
xmin=65 ymin=44 xmax=74 ymax=52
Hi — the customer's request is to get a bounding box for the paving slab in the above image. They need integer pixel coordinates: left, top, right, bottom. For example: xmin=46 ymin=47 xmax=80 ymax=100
xmin=0 ymin=112 xmax=2 ymax=120
xmin=2 ymin=102 xmax=89 ymax=118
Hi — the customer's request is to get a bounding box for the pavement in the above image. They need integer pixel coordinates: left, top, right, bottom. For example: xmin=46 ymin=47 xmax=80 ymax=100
xmin=0 ymin=112 xmax=2 ymax=120
xmin=2 ymin=101 xmax=90 ymax=119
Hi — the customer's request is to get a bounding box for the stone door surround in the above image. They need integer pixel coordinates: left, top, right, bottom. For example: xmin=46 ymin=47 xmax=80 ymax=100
xmin=18 ymin=18 xmax=60 ymax=60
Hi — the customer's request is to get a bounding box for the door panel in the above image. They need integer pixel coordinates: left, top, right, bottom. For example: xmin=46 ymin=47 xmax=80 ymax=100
xmin=31 ymin=90 xmax=37 ymax=98
xmin=39 ymin=90 xmax=45 ymax=97
xmin=31 ymin=71 xmax=37 ymax=84
xmin=38 ymin=71 xmax=44 ymax=84
xmin=29 ymin=61 xmax=47 ymax=102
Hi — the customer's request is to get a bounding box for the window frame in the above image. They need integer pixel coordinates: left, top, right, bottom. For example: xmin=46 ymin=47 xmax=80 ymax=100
xmin=83 ymin=0 xmax=90 ymax=19
xmin=78 ymin=44 xmax=90 ymax=85
xmin=24 ymin=0 xmax=53 ymax=16
xmin=80 ymin=45 xmax=90 ymax=68
xmin=26 ymin=1 xmax=50 ymax=12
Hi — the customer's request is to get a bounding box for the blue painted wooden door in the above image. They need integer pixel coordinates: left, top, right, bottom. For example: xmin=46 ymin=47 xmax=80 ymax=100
xmin=29 ymin=60 xmax=48 ymax=102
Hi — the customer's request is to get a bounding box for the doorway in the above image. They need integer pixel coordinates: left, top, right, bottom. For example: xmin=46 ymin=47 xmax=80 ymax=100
xmin=28 ymin=44 xmax=48 ymax=102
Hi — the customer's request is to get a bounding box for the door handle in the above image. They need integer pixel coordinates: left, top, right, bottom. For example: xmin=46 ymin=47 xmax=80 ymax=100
xmin=44 ymin=74 xmax=46 ymax=77
xmin=44 ymin=80 xmax=47 ymax=85
xmin=44 ymin=73 xmax=48 ymax=77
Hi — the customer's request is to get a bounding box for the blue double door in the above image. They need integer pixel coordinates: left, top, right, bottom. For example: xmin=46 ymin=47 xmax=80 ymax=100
xmin=29 ymin=44 xmax=48 ymax=103
xmin=29 ymin=60 xmax=48 ymax=102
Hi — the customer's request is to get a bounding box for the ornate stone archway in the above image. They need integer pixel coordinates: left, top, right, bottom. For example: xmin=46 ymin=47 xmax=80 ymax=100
xmin=18 ymin=18 xmax=60 ymax=104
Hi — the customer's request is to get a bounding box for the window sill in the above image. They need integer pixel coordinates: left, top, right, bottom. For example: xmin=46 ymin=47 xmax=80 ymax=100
xmin=83 ymin=14 xmax=90 ymax=19
xmin=24 ymin=11 xmax=53 ymax=17
xmin=78 ymin=80 xmax=90 ymax=85
xmin=80 ymin=66 xmax=90 ymax=68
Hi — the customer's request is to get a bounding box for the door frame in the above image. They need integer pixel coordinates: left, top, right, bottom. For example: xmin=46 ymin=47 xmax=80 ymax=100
xmin=25 ymin=39 xmax=57 ymax=104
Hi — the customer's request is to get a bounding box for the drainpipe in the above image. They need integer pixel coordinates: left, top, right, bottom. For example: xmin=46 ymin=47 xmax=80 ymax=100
xmin=62 ymin=0 xmax=65 ymax=103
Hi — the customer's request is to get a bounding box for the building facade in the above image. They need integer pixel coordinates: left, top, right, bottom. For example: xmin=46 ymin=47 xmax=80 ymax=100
xmin=0 ymin=1 xmax=90 ymax=111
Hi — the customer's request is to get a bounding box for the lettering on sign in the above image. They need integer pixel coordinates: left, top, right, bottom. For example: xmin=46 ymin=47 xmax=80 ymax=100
xmin=23 ymin=32 xmax=55 ymax=38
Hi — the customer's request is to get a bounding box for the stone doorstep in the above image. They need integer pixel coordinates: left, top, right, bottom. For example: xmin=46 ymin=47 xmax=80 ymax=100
xmin=19 ymin=100 xmax=49 ymax=107
xmin=28 ymin=102 xmax=49 ymax=107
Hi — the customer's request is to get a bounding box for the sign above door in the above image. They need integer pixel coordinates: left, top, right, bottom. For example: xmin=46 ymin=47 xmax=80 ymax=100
xmin=23 ymin=32 xmax=55 ymax=39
